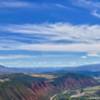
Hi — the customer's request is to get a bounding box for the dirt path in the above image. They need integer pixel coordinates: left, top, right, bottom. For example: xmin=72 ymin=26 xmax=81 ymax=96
xmin=50 ymin=94 xmax=57 ymax=100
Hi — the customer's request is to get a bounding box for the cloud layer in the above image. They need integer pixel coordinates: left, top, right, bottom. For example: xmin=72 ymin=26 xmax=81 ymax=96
xmin=0 ymin=23 xmax=100 ymax=53
xmin=0 ymin=0 xmax=100 ymax=67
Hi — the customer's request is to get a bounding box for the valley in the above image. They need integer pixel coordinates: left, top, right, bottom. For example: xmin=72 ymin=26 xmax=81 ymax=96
xmin=0 ymin=64 xmax=100 ymax=100
xmin=51 ymin=86 xmax=100 ymax=100
xmin=0 ymin=72 xmax=99 ymax=100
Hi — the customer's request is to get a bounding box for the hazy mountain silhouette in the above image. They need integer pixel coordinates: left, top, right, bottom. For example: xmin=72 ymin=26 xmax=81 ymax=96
xmin=0 ymin=64 xmax=100 ymax=74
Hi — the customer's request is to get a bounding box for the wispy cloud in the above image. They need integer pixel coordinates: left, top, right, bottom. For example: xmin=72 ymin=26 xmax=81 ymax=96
xmin=1 ymin=23 xmax=100 ymax=43
xmin=0 ymin=1 xmax=33 ymax=8
xmin=0 ymin=23 xmax=100 ymax=53
xmin=17 ymin=43 xmax=100 ymax=53
xmin=0 ymin=55 xmax=31 ymax=59
xmin=92 ymin=10 xmax=100 ymax=18
xmin=0 ymin=1 xmax=69 ymax=10
xmin=72 ymin=0 xmax=100 ymax=18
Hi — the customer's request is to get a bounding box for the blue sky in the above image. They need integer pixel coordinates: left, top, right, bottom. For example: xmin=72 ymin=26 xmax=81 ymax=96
xmin=0 ymin=0 xmax=100 ymax=67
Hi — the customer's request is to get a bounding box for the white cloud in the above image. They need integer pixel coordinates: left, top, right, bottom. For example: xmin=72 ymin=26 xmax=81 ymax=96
xmin=0 ymin=39 xmax=26 ymax=50
xmin=0 ymin=55 xmax=31 ymax=59
xmin=74 ymin=0 xmax=100 ymax=8
xmin=92 ymin=10 xmax=100 ymax=18
xmin=55 ymin=4 xmax=70 ymax=9
xmin=0 ymin=1 xmax=33 ymax=8
xmin=17 ymin=43 xmax=100 ymax=53
xmin=0 ymin=23 xmax=100 ymax=53
xmin=1 ymin=23 xmax=100 ymax=43
xmin=0 ymin=1 xmax=69 ymax=10
xmin=81 ymin=51 xmax=100 ymax=59
xmin=73 ymin=0 xmax=100 ymax=18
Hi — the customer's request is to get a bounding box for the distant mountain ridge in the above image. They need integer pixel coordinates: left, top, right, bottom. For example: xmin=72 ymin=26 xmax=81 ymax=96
xmin=0 ymin=65 xmax=63 ymax=74
xmin=0 ymin=65 xmax=6 ymax=68
xmin=0 ymin=64 xmax=100 ymax=74
xmin=0 ymin=65 xmax=12 ymax=74
xmin=72 ymin=64 xmax=100 ymax=72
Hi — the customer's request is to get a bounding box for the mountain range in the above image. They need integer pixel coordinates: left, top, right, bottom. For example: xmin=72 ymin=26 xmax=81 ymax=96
xmin=0 ymin=64 xmax=100 ymax=74
xmin=0 ymin=64 xmax=100 ymax=100
xmin=0 ymin=73 xmax=99 ymax=100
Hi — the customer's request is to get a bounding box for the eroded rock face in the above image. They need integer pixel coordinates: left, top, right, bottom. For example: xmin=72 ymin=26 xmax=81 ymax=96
xmin=0 ymin=73 xmax=98 ymax=100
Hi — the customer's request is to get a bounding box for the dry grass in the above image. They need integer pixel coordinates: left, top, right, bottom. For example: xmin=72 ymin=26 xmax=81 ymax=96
xmin=31 ymin=74 xmax=56 ymax=79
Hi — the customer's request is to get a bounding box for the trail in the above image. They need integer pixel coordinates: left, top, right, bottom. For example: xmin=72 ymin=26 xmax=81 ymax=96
xmin=50 ymin=94 xmax=57 ymax=100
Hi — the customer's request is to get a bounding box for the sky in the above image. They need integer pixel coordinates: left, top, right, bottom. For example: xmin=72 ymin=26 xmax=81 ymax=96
xmin=0 ymin=0 xmax=100 ymax=68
